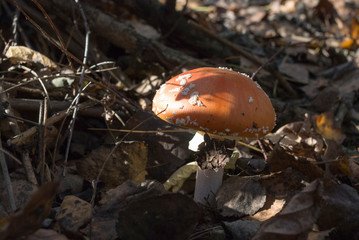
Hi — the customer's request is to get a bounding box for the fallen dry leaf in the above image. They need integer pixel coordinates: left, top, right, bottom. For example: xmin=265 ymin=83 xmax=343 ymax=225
xmin=216 ymin=176 xmax=266 ymax=217
xmin=76 ymin=141 xmax=148 ymax=189
xmin=117 ymin=193 xmax=202 ymax=240
xmin=26 ymin=229 xmax=68 ymax=240
xmin=309 ymin=87 xmax=339 ymax=113
xmin=278 ymin=63 xmax=309 ymax=84
xmin=0 ymin=182 xmax=59 ymax=240
xmin=307 ymin=229 xmax=333 ymax=240
xmin=317 ymin=183 xmax=359 ymax=239
xmin=253 ymin=180 xmax=323 ymax=239
xmin=117 ymin=111 xmax=193 ymax=182
xmin=5 ymin=46 xmax=58 ymax=69
xmin=224 ymin=220 xmax=261 ymax=240
xmin=348 ymin=158 xmax=359 ymax=184
xmin=259 ymin=169 xmax=304 ymax=197
xmin=250 ymin=198 xmax=286 ymax=222
xmin=267 ymin=144 xmax=325 ymax=181
xmin=332 ymin=68 xmax=359 ymax=95
xmin=314 ymin=112 xmax=345 ymax=143
xmin=91 ymin=180 xmax=166 ymax=239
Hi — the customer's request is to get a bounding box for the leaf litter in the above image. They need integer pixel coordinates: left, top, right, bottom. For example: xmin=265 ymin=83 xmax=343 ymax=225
xmin=0 ymin=0 xmax=359 ymax=239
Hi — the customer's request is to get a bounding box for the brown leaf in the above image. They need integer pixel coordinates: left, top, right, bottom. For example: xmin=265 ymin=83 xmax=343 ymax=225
xmin=267 ymin=144 xmax=325 ymax=181
xmin=314 ymin=0 xmax=337 ymax=24
xmin=250 ymin=198 xmax=286 ymax=222
xmin=332 ymin=69 xmax=359 ymax=95
xmin=223 ymin=220 xmax=261 ymax=240
xmin=90 ymin=180 xmax=167 ymax=240
xmin=253 ymin=180 xmax=323 ymax=239
xmin=278 ymin=63 xmax=309 ymax=84
xmin=266 ymin=117 xmax=324 ymax=157
xmin=309 ymin=87 xmax=339 ymax=113
xmin=76 ymin=141 xmax=148 ymax=190
xmin=118 ymin=111 xmax=193 ymax=182
xmin=85 ymin=217 xmax=118 ymax=240
xmin=0 ymin=182 xmax=59 ymax=240
xmin=117 ymin=193 xmax=202 ymax=240
xmin=307 ymin=229 xmax=333 ymax=240
xmin=26 ymin=229 xmax=68 ymax=240
xmin=216 ymin=176 xmax=266 ymax=217
xmin=329 ymin=155 xmax=351 ymax=177
xmin=259 ymin=169 xmax=305 ymax=197
xmin=5 ymin=46 xmax=58 ymax=69
xmin=348 ymin=158 xmax=359 ymax=184
xmin=317 ymin=183 xmax=359 ymax=239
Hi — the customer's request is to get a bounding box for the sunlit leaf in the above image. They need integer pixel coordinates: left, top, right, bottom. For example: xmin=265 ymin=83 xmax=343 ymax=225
xmin=314 ymin=112 xmax=345 ymax=143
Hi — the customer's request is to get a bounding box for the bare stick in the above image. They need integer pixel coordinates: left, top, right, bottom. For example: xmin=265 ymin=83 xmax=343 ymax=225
xmin=0 ymin=132 xmax=16 ymax=212
xmin=0 ymin=147 xmax=22 ymax=165
xmin=8 ymin=101 xmax=97 ymax=146
xmin=38 ymin=97 xmax=48 ymax=183
xmin=11 ymin=8 xmax=20 ymax=45
xmin=0 ymin=83 xmax=38 ymax=185
xmin=11 ymin=0 xmax=82 ymax=66
xmin=251 ymin=46 xmax=285 ymax=80
xmin=62 ymin=0 xmax=91 ymax=176
xmin=32 ymin=0 xmax=73 ymax=67
xmin=257 ymin=139 xmax=268 ymax=162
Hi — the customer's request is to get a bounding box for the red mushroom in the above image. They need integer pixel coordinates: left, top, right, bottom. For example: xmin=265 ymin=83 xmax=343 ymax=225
xmin=152 ymin=67 xmax=275 ymax=204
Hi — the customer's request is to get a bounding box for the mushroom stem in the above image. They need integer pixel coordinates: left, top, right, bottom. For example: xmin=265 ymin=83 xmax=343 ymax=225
xmin=193 ymin=167 xmax=224 ymax=204
xmin=189 ymin=132 xmax=228 ymax=204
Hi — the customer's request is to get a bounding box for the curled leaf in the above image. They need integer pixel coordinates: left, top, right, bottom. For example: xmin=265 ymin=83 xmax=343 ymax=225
xmin=253 ymin=180 xmax=323 ymax=239
xmin=5 ymin=46 xmax=58 ymax=69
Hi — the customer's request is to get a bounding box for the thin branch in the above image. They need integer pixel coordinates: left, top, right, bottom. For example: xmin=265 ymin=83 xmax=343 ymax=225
xmin=31 ymin=0 xmax=73 ymax=67
xmin=8 ymin=100 xmax=97 ymax=146
xmin=62 ymin=0 xmax=91 ymax=176
xmin=11 ymin=8 xmax=20 ymax=45
xmin=0 ymin=132 xmax=17 ymax=212
xmin=11 ymin=0 xmax=83 ymax=67
xmin=0 ymin=82 xmax=38 ymax=185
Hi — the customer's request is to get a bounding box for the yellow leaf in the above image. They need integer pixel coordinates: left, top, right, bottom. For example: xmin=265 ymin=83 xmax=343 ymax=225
xmin=341 ymin=38 xmax=355 ymax=49
xmin=314 ymin=112 xmax=345 ymax=143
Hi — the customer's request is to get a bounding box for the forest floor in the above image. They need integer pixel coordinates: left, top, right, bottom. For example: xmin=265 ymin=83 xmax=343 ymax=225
xmin=0 ymin=0 xmax=359 ymax=239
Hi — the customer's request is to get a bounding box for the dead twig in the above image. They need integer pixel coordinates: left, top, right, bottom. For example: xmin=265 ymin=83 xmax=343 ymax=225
xmin=0 ymin=132 xmax=17 ymax=212
xmin=0 ymin=83 xmax=38 ymax=185
xmin=62 ymin=0 xmax=91 ymax=176
xmin=8 ymin=100 xmax=97 ymax=146
xmin=38 ymin=97 xmax=49 ymax=183
xmin=31 ymin=0 xmax=73 ymax=67
xmin=11 ymin=0 xmax=82 ymax=67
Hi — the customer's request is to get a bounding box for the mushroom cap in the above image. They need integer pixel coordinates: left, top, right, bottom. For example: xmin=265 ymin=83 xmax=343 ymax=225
xmin=152 ymin=67 xmax=276 ymax=138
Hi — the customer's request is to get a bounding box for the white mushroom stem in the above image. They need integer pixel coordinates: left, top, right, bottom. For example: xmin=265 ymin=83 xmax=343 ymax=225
xmin=189 ymin=132 xmax=224 ymax=205
xmin=193 ymin=167 xmax=224 ymax=204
